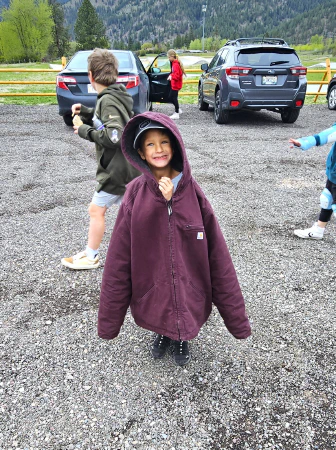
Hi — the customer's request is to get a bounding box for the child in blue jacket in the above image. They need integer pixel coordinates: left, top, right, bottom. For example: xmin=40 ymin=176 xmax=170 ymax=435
xmin=289 ymin=123 xmax=336 ymax=239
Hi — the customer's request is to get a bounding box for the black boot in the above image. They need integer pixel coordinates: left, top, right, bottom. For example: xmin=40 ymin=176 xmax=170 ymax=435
xmin=151 ymin=334 xmax=171 ymax=359
xmin=173 ymin=340 xmax=191 ymax=366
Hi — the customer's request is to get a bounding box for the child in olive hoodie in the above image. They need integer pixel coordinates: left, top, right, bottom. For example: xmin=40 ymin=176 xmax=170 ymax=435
xmin=98 ymin=112 xmax=251 ymax=366
xmin=61 ymin=49 xmax=140 ymax=270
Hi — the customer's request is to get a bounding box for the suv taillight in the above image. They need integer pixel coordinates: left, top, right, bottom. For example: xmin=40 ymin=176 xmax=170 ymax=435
xmin=226 ymin=67 xmax=252 ymax=79
xmin=117 ymin=75 xmax=140 ymax=89
xmin=290 ymin=67 xmax=307 ymax=78
xmin=56 ymin=75 xmax=77 ymax=90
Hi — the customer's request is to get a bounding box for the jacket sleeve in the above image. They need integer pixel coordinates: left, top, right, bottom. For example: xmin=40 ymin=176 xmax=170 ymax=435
xmin=77 ymin=104 xmax=125 ymax=151
xmin=297 ymin=123 xmax=336 ymax=150
xmin=203 ymin=206 xmax=251 ymax=339
xmin=98 ymin=205 xmax=132 ymax=339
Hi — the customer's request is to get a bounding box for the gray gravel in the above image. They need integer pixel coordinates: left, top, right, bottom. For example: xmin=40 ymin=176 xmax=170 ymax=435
xmin=0 ymin=103 xmax=335 ymax=450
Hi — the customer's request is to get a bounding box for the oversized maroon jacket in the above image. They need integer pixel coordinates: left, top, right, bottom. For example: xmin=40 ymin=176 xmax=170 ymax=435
xmin=98 ymin=112 xmax=251 ymax=341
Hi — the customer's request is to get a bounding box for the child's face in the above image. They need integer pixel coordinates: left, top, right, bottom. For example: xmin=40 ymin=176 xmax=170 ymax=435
xmin=138 ymin=129 xmax=174 ymax=171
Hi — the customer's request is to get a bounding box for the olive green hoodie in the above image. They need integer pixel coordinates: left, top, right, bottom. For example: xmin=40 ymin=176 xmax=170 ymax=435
xmin=77 ymin=84 xmax=141 ymax=195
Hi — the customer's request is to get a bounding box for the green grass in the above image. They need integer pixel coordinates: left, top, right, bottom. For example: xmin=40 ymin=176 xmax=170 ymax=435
xmin=0 ymin=62 xmax=58 ymax=105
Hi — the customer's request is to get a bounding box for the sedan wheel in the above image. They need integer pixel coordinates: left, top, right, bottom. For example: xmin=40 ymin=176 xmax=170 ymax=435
xmin=63 ymin=114 xmax=73 ymax=126
xmin=328 ymin=86 xmax=336 ymax=110
xmin=214 ymin=91 xmax=230 ymax=124
xmin=198 ymin=86 xmax=208 ymax=111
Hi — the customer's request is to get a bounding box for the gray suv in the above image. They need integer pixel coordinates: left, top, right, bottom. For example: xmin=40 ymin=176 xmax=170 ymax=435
xmin=198 ymin=38 xmax=307 ymax=124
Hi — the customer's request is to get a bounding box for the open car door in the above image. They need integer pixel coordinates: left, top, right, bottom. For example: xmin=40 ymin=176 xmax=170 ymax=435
xmin=147 ymin=53 xmax=171 ymax=103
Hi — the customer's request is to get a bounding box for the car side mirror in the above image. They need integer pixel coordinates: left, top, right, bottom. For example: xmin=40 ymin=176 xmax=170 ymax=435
xmin=150 ymin=67 xmax=161 ymax=74
xmin=201 ymin=63 xmax=208 ymax=71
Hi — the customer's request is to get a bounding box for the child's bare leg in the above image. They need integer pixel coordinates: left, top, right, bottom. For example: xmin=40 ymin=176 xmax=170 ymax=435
xmin=87 ymin=203 xmax=107 ymax=251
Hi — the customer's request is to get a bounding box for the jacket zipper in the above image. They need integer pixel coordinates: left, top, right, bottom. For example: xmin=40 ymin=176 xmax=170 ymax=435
xmin=167 ymin=199 xmax=181 ymax=340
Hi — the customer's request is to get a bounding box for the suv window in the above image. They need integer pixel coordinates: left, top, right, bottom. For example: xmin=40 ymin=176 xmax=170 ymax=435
xmin=217 ymin=49 xmax=229 ymax=66
xmin=208 ymin=51 xmax=222 ymax=70
xmin=236 ymin=49 xmax=300 ymax=66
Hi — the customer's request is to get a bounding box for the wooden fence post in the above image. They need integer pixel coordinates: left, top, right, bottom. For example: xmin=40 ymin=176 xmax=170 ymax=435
xmin=326 ymin=58 xmax=331 ymax=82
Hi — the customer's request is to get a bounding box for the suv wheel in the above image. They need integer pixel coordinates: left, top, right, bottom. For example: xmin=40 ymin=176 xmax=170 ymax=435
xmin=280 ymin=108 xmax=300 ymax=124
xmin=63 ymin=114 xmax=73 ymax=126
xmin=198 ymin=86 xmax=208 ymax=111
xmin=214 ymin=91 xmax=230 ymax=124
xmin=327 ymin=86 xmax=336 ymax=110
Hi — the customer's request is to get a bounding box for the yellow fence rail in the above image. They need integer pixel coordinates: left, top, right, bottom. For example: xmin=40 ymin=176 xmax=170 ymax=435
xmin=0 ymin=58 xmax=335 ymax=101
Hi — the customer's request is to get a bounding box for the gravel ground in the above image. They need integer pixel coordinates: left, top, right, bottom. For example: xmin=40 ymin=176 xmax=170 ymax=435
xmin=0 ymin=103 xmax=335 ymax=450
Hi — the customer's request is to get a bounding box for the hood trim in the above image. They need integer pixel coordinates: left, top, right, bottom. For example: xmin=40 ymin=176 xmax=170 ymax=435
xmin=121 ymin=112 xmax=191 ymax=191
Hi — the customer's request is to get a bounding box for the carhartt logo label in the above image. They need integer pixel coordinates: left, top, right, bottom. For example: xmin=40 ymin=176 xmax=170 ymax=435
xmin=197 ymin=232 xmax=204 ymax=240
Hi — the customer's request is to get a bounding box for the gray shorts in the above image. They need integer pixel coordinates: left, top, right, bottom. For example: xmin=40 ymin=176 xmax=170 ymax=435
xmin=91 ymin=190 xmax=123 ymax=208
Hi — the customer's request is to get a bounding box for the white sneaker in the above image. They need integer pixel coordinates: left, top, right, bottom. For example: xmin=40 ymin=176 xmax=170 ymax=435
xmin=293 ymin=223 xmax=324 ymax=240
xmin=179 ymin=108 xmax=183 ymax=114
xmin=170 ymin=112 xmax=179 ymax=120
xmin=61 ymin=251 xmax=100 ymax=269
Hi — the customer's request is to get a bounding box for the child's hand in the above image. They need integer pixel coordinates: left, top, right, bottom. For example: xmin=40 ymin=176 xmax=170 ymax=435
xmin=71 ymin=103 xmax=81 ymax=115
xmin=73 ymin=125 xmax=79 ymax=134
xmin=158 ymin=177 xmax=174 ymax=201
xmin=289 ymin=138 xmax=301 ymax=148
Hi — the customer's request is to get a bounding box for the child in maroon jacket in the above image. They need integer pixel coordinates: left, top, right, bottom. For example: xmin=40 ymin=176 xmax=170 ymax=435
xmin=98 ymin=112 xmax=251 ymax=366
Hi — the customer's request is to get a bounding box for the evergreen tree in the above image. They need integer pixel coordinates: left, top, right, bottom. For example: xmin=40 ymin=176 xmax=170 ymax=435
xmin=48 ymin=0 xmax=70 ymax=58
xmin=74 ymin=0 xmax=110 ymax=51
xmin=173 ymin=34 xmax=182 ymax=49
xmin=127 ymin=35 xmax=134 ymax=50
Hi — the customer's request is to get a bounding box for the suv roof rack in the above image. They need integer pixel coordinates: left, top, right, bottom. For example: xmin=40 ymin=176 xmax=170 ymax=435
xmin=224 ymin=37 xmax=288 ymax=47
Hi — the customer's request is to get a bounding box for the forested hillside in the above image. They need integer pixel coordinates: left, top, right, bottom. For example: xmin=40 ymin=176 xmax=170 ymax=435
xmin=1 ymin=0 xmax=335 ymax=45
xmin=62 ymin=0 xmax=335 ymax=45
xmin=272 ymin=2 xmax=336 ymax=44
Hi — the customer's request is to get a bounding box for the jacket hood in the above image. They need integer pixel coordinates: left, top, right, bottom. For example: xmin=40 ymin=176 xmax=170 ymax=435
xmin=98 ymin=84 xmax=133 ymax=118
xmin=121 ymin=112 xmax=191 ymax=185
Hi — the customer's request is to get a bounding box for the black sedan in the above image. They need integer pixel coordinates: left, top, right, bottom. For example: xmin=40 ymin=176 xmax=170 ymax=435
xmin=56 ymin=50 xmax=173 ymax=126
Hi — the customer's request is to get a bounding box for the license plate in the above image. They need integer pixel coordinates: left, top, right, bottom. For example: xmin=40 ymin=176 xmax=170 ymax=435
xmin=88 ymin=84 xmax=97 ymax=93
xmin=262 ymin=75 xmax=277 ymax=85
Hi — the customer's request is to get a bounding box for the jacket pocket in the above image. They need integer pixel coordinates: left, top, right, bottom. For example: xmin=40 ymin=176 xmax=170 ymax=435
xmin=189 ymin=280 xmax=207 ymax=302
xmin=96 ymin=168 xmax=110 ymax=185
xmin=184 ymin=224 xmax=204 ymax=231
xmin=182 ymin=224 xmax=206 ymax=251
xmin=136 ymin=284 xmax=156 ymax=304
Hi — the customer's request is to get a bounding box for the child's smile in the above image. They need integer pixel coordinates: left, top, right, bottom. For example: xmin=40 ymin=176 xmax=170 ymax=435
xmin=138 ymin=129 xmax=174 ymax=171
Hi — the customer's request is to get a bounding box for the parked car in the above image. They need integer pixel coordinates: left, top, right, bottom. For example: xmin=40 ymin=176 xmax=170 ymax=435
xmin=56 ymin=50 xmax=172 ymax=126
xmin=198 ymin=38 xmax=307 ymax=124
xmin=326 ymin=74 xmax=336 ymax=110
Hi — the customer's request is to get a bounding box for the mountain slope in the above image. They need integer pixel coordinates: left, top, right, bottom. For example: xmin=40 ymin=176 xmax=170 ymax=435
xmin=0 ymin=0 xmax=335 ymax=45
xmin=272 ymin=1 xmax=336 ymax=44
xmin=62 ymin=0 xmax=333 ymax=44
